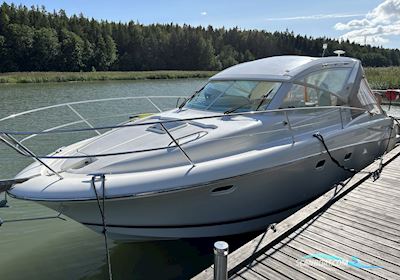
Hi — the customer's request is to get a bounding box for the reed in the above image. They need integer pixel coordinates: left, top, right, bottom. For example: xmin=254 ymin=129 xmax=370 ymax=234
xmin=0 ymin=68 xmax=399 ymax=88
xmin=0 ymin=71 xmax=217 ymax=84
xmin=365 ymin=67 xmax=400 ymax=90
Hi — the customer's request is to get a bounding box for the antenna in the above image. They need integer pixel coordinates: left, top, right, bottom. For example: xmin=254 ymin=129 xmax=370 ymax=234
xmin=333 ymin=50 xmax=345 ymax=57
xmin=322 ymin=43 xmax=328 ymax=57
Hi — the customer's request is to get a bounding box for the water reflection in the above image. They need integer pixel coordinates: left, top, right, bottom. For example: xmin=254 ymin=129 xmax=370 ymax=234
xmin=86 ymin=231 xmax=261 ymax=280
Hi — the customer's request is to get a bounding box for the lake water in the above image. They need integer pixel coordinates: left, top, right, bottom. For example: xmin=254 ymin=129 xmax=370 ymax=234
xmin=0 ymin=80 xmax=399 ymax=280
xmin=0 ymin=79 xmax=263 ymax=280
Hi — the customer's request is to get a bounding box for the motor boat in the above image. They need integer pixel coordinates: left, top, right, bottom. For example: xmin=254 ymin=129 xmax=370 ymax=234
xmin=1 ymin=55 xmax=397 ymax=241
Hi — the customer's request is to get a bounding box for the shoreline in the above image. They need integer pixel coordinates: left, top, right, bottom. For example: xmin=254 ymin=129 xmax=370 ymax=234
xmin=0 ymin=67 xmax=398 ymax=88
xmin=0 ymin=71 xmax=217 ymax=84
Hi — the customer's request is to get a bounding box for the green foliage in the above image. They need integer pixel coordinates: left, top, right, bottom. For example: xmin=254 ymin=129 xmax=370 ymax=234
xmin=94 ymin=35 xmax=117 ymax=70
xmin=218 ymin=45 xmax=239 ymax=69
xmin=59 ymin=29 xmax=84 ymax=71
xmin=5 ymin=23 xmax=34 ymax=71
xmin=31 ymin=27 xmax=59 ymax=70
xmin=0 ymin=2 xmax=399 ymax=73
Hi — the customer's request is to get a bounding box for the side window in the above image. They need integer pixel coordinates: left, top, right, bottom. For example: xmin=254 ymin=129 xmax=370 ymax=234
xmin=281 ymin=84 xmax=337 ymax=108
xmin=356 ymin=79 xmax=382 ymax=114
xmin=305 ymin=68 xmax=351 ymax=99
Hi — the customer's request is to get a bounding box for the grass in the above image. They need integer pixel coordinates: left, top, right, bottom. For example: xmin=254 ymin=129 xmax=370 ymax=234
xmin=0 ymin=67 xmax=399 ymax=88
xmin=0 ymin=70 xmax=217 ymax=84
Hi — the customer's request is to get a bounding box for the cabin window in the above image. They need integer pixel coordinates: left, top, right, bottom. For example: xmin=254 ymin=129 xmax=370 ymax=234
xmin=281 ymin=84 xmax=337 ymax=108
xmin=303 ymin=68 xmax=351 ymax=99
xmin=185 ymin=80 xmax=281 ymax=112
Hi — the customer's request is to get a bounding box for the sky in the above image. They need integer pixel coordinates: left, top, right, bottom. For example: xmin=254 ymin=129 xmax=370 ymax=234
xmin=5 ymin=0 xmax=400 ymax=49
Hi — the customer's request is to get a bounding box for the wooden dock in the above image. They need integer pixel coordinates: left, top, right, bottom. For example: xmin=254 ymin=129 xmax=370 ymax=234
xmin=193 ymin=145 xmax=400 ymax=280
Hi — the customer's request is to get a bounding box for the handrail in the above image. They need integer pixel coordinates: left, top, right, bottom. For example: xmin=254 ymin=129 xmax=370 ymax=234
xmin=0 ymin=95 xmax=184 ymax=176
xmin=0 ymin=133 xmax=63 ymax=179
xmin=0 ymin=105 xmax=367 ymax=136
xmin=19 ymin=111 xmax=158 ymax=143
xmin=66 ymin=104 xmax=101 ymax=136
xmin=0 ymin=95 xmax=371 ymax=177
xmin=1 ymin=107 xmax=363 ymax=161
xmin=0 ymin=95 xmax=184 ymax=122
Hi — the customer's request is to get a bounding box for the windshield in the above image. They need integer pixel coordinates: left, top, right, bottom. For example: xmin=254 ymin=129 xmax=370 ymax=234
xmin=185 ymin=80 xmax=281 ymax=112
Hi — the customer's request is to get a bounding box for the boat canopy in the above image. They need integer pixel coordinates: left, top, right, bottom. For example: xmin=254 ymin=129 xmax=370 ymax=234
xmin=185 ymin=56 xmax=381 ymax=114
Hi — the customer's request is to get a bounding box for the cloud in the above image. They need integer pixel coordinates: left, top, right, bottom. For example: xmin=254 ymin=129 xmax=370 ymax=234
xmin=335 ymin=0 xmax=400 ymax=46
xmin=200 ymin=11 xmax=207 ymax=16
xmin=266 ymin=13 xmax=364 ymax=21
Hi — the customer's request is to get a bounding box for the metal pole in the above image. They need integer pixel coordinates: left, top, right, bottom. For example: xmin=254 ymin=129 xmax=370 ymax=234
xmin=214 ymin=241 xmax=229 ymax=280
xmin=284 ymin=111 xmax=295 ymax=144
xmin=339 ymin=107 xmax=344 ymax=129
xmin=2 ymin=133 xmax=63 ymax=179
xmin=159 ymin=122 xmax=196 ymax=167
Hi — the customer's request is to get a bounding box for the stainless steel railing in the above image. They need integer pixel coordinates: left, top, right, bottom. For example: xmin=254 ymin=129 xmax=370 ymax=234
xmin=0 ymin=95 xmax=369 ymax=177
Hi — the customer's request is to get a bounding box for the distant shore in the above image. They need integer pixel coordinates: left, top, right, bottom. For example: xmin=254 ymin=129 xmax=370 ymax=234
xmin=0 ymin=71 xmax=217 ymax=84
xmin=0 ymin=68 xmax=399 ymax=89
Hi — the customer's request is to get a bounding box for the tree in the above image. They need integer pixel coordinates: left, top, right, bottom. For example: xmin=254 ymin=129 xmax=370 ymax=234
xmin=0 ymin=35 xmax=6 ymax=71
xmin=218 ymin=45 xmax=239 ymax=69
xmin=31 ymin=27 xmax=59 ymax=70
xmin=192 ymin=36 xmax=218 ymax=70
xmin=59 ymin=29 xmax=84 ymax=71
xmin=6 ymin=23 xmax=34 ymax=71
xmin=93 ymin=34 xmax=117 ymax=70
xmin=82 ymin=39 xmax=94 ymax=71
xmin=0 ymin=4 xmax=9 ymax=34
xmin=0 ymin=2 xmax=399 ymax=72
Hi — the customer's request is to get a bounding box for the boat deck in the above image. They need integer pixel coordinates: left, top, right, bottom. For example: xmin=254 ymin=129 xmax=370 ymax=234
xmin=193 ymin=145 xmax=400 ymax=280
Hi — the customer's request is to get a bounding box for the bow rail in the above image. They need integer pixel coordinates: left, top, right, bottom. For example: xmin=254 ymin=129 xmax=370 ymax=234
xmin=0 ymin=95 xmax=374 ymax=178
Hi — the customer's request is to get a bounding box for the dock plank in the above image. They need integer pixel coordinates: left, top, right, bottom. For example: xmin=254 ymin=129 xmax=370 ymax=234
xmin=311 ymin=220 xmax=400 ymax=259
xmin=330 ymin=202 xmax=400 ymax=227
xmin=323 ymin=210 xmax=400 ymax=237
xmin=287 ymin=238 xmax=382 ymax=280
xmin=314 ymin=217 xmax=400 ymax=251
xmin=304 ymin=225 xmax=400 ymax=267
xmin=349 ymin=188 xmax=400 ymax=206
xmin=318 ymin=214 xmax=400 ymax=243
xmin=299 ymin=230 xmax=400 ymax=278
xmin=256 ymin=255 xmax=314 ymax=280
xmin=336 ymin=199 xmax=400 ymax=221
xmin=274 ymin=243 xmax=363 ymax=280
xmin=328 ymin=207 xmax=400 ymax=232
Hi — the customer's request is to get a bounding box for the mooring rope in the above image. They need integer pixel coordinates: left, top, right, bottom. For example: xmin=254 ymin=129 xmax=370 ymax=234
xmin=376 ymin=116 xmax=396 ymax=173
xmin=313 ymin=132 xmax=357 ymax=174
xmin=91 ymin=175 xmax=113 ymax=280
xmin=313 ymin=116 xmax=396 ymax=182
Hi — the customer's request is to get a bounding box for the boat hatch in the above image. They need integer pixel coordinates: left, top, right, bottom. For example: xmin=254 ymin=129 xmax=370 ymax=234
xmin=60 ymin=157 xmax=98 ymax=172
xmin=146 ymin=118 xmax=217 ymax=134
xmin=146 ymin=120 xmax=188 ymax=134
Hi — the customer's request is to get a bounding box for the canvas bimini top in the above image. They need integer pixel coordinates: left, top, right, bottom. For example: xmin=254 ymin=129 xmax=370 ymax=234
xmin=185 ymin=55 xmax=380 ymax=114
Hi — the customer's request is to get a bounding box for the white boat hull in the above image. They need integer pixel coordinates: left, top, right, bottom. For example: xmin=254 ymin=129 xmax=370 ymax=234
xmin=36 ymin=139 xmax=387 ymax=241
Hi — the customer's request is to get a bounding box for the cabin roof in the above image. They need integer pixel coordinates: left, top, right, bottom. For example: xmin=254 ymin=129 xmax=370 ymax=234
xmin=210 ymin=55 xmax=358 ymax=81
